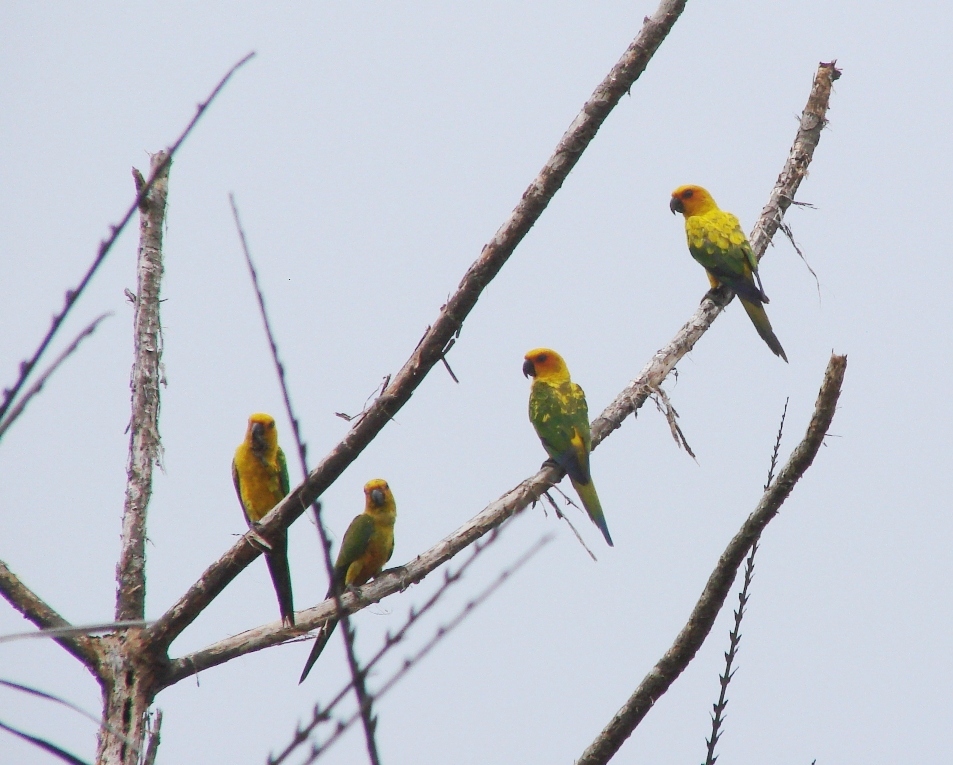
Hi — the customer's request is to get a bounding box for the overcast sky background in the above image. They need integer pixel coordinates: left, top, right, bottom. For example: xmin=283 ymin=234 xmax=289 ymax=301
xmin=1 ymin=1 xmax=951 ymax=763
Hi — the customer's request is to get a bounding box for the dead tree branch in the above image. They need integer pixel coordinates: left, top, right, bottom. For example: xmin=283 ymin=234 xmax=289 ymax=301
xmin=116 ymin=151 xmax=169 ymax=624
xmin=0 ymin=313 xmax=112 ymax=439
xmin=145 ymin=0 xmax=690 ymax=655
xmin=591 ymin=61 xmax=840 ymax=443
xmin=0 ymin=561 xmax=101 ymax=672
xmin=96 ymin=149 xmax=171 ymax=765
xmin=0 ymin=52 xmax=254 ymax=434
xmin=576 ymin=354 xmax=847 ymax=765
xmin=229 ymin=195 xmax=382 ymax=765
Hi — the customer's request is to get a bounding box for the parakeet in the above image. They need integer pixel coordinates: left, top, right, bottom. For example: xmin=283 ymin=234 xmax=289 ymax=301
xmin=298 ymin=478 xmax=397 ymax=684
xmin=670 ymin=184 xmax=788 ymax=362
xmin=232 ymin=412 xmax=295 ymax=627
xmin=523 ymin=348 xmax=612 ymax=547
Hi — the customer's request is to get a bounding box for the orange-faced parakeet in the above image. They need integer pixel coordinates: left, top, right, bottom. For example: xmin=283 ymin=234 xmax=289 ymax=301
xmin=232 ymin=412 xmax=295 ymax=627
xmin=298 ymin=478 xmax=397 ymax=683
xmin=670 ymin=184 xmax=787 ymax=361
xmin=523 ymin=348 xmax=612 ymax=546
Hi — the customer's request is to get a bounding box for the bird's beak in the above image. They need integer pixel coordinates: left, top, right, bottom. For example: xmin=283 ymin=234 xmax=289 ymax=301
xmin=251 ymin=422 xmax=266 ymax=450
xmin=522 ymin=359 xmax=536 ymax=378
xmin=669 ymin=196 xmax=683 ymax=215
xmin=370 ymin=488 xmax=385 ymax=506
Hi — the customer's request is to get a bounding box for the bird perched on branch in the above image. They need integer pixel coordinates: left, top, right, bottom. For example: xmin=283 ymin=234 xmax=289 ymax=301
xmin=299 ymin=478 xmax=397 ymax=684
xmin=670 ymin=184 xmax=788 ymax=362
xmin=523 ymin=348 xmax=612 ymax=546
xmin=232 ymin=412 xmax=295 ymax=627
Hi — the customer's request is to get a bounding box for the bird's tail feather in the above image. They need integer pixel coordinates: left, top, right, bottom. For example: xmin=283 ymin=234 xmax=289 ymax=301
xmin=570 ymin=478 xmax=613 ymax=547
xmin=739 ymin=297 xmax=788 ymax=362
xmin=265 ymin=533 xmax=295 ymax=627
xmin=299 ymin=619 xmax=338 ymax=684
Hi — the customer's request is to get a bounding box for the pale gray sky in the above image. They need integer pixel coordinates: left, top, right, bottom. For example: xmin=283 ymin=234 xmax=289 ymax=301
xmin=1 ymin=2 xmax=950 ymax=763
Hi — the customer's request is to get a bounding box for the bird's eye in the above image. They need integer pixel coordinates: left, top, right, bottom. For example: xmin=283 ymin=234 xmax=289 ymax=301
xmin=267 ymin=421 xmax=275 ymax=429
xmin=536 ymin=353 xmax=548 ymax=363
xmin=682 ymin=189 xmax=694 ymax=199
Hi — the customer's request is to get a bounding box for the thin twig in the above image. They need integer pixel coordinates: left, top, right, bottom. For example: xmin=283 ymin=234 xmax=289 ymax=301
xmin=298 ymin=535 xmax=554 ymax=764
xmin=779 ymin=219 xmax=822 ymax=301
xmin=229 ymin=196 xmax=381 ymax=765
xmin=146 ymin=0 xmax=689 ymax=656
xmin=576 ymin=354 xmax=847 ymax=765
xmin=542 ymin=490 xmax=597 ymax=561
xmin=703 ymin=538 xmax=757 ymax=765
xmin=0 ymin=313 xmax=112 ymax=439
xmin=0 ymin=620 xmax=150 ymax=644
xmin=766 ymin=398 xmax=789 ymax=491
xmin=650 ymin=386 xmax=696 ymax=460
xmin=0 ymin=51 xmax=255 ymax=431
xmin=269 ymin=529 xmax=505 ymax=765
xmin=0 ymin=719 xmax=91 ymax=765
xmin=704 ymin=397 xmax=788 ymax=764
xmin=0 ymin=679 xmax=136 ymax=748
xmin=0 ymin=561 xmax=101 ymax=673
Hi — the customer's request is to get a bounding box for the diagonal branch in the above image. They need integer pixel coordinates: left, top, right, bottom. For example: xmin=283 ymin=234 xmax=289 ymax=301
xmin=0 ymin=313 xmax=112 ymax=439
xmin=0 ymin=561 xmax=101 ymax=674
xmin=145 ymin=0 xmax=690 ymax=653
xmin=590 ymin=61 xmax=840 ymax=444
xmin=576 ymin=354 xmax=847 ymax=765
xmin=230 ymin=195 xmax=381 ymax=765
xmin=116 ymin=152 xmax=170 ymax=623
xmin=0 ymin=52 xmax=254 ymax=433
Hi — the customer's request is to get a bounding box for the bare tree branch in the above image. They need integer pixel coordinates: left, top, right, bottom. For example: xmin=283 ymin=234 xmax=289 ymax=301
xmin=0 ymin=719 xmax=92 ymax=765
xmin=284 ymin=535 xmax=554 ymax=765
xmin=116 ymin=151 xmax=170 ymax=624
xmin=229 ymin=195 xmax=382 ymax=765
xmin=0 ymin=621 xmax=149 ymax=644
xmin=576 ymin=354 xmax=847 ymax=765
xmin=0 ymin=561 xmax=101 ymax=673
xmin=0 ymin=52 xmax=255 ymax=433
xmin=146 ymin=0 xmax=690 ymax=653
xmin=590 ymin=61 xmax=841 ymax=445
xmin=96 ymin=149 xmax=172 ymax=765
xmin=0 ymin=313 xmax=112 ymax=439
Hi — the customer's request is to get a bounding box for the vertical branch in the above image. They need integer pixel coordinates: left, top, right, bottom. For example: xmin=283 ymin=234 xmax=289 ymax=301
xmin=116 ymin=151 xmax=169 ymax=623
xmin=229 ymin=197 xmax=381 ymax=765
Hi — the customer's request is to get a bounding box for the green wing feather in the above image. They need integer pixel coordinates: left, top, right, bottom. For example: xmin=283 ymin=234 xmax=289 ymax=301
xmin=332 ymin=514 xmax=375 ymax=592
xmin=277 ymin=447 xmax=291 ymax=497
xmin=300 ymin=513 xmax=375 ymax=684
xmin=529 ymin=380 xmax=613 ymax=546
xmin=231 ymin=459 xmax=248 ymax=523
xmin=528 ymin=380 xmax=591 ymax=484
xmin=687 ymin=210 xmax=787 ymax=361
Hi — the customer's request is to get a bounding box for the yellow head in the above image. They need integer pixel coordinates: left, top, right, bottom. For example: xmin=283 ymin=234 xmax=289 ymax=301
xmin=364 ymin=478 xmax=397 ymax=520
xmin=245 ymin=412 xmax=279 ymax=457
xmin=670 ymin=184 xmax=718 ymax=217
xmin=522 ymin=348 xmax=571 ymax=384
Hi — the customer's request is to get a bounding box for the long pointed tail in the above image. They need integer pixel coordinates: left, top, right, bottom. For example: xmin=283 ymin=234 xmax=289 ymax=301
xmin=299 ymin=618 xmax=339 ymax=683
xmin=739 ymin=297 xmax=788 ymax=362
xmin=265 ymin=534 xmax=295 ymax=627
xmin=570 ymin=478 xmax=613 ymax=547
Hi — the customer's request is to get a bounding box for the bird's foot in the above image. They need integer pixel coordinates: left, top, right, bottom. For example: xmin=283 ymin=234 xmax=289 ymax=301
xmin=246 ymin=523 xmax=274 ymax=552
